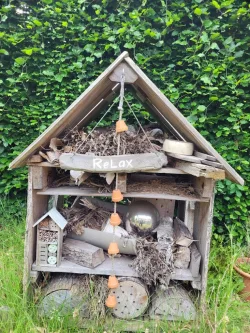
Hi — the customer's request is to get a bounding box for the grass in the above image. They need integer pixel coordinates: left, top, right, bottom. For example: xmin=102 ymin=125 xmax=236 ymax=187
xmin=0 ymin=198 xmax=250 ymax=333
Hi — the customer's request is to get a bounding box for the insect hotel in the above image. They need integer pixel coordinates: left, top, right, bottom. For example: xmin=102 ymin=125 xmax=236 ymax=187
xmin=10 ymin=52 xmax=244 ymax=323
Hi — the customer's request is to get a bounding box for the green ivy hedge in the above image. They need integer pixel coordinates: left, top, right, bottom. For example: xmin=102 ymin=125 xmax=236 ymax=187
xmin=0 ymin=0 xmax=249 ymax=241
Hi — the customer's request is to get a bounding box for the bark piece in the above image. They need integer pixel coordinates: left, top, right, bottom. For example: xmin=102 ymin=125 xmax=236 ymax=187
xmin=173 ymin=217 xmax=193 ymax=247
xmin=174 ymin=246 xmax=191 ymax=269
xmin=62 ymin=238 xmax=105 ymax=268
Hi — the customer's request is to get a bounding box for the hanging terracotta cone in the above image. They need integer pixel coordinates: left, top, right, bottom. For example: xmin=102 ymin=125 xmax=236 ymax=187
xmin=112 ymin=189 xmax=123 ymax=202
xmin=116 ymin=119 xmax=128 ymax=133
xmin=110 ymin=213 xmax=121 ymax=226
xmin=105 ymin=295 xmax=117 ymax=308
xmin=108 ymin=275 xmax=119 ymax=289
xmin=108 ymin=242 xmax=119 ymax=255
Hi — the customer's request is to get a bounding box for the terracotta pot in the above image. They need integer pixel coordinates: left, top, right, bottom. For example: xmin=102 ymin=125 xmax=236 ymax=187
xmin=116 ymin=119 xmax=128 ymax=133
xmin=108 ymin=275 xmax=119 ymax=289
xmin=108 ymin=242 xmax=119 ymax=255
xmin=105 ymin=295 xmax=117 ymax=308
xmin=112 ymin=189 xmax=123 ymax=203
xmin=110 ymin=213 xmax=121 ymax=227
xmin=233 ymin=257 xmax=250 ymax=301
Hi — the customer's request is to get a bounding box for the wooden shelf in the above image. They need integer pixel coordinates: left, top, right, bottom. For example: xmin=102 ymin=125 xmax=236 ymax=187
xmin=32 ymin=255 xmax=201 ymax=282
xmin=37 ymin=186 xmax=209 ymax=202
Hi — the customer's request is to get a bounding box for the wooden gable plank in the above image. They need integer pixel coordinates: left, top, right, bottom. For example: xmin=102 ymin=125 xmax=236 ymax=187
xmin=9 ymin=52 xmax=129 ymax=169
xmin=124 ymin=57 xmax=244 ymax=186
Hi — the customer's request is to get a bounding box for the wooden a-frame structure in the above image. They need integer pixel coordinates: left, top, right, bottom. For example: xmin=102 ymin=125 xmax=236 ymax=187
xmin=9 ymin=52 xmax=243 ymax=298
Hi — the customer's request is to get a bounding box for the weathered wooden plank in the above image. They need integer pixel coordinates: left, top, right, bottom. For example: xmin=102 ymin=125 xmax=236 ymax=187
xmin=177 ymin=201 xmax=195 ymax=234
xmin=24 ymin=167 xmax=49 ymax=291
xmin=190 ymin=243 xmax=201 ymax=278
xmin=59 ymin=152 xmax=168 ymax=173
xmin=201 ymin=160 xmax=224 ymax=169
xmin=167 ymin=153 xmax=203 ymax=163
xmin=175 ymin=161 xmax=225 ymax=180
xmin=194 ymin=177 xmax=215 ymax=198
xmin=32 ymin=166 xmax=48 ymax=190
xmin=62 ymin=238 xmax=105 ymax=268
xmin=116 ymin=173 xmax=127 ymax=193
xmin=173 ymin=217 xmax=193 ymax=247
xmin=37 ymin=187 xmax=210 ymax=202
xmin=125 ymin=56 xmax=244 ymax=186
xmin=109 ymin=63 xmax=138 ymax=83
xmin=194 ymin=151 xmax=217 ymax=161
xmin=193 ymin=188 xmax=215 ymax=298
xmin=32 ymin=256 xmax=201 ymax=281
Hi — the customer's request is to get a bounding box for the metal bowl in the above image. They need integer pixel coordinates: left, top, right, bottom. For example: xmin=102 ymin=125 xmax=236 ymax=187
xmin=126 ymin=201 xmax=160 ymax=236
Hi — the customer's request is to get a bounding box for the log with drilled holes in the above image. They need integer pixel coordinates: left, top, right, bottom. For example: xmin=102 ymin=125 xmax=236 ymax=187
xmin=109 ymin=277 xmax=149 ymax=319
xmin=62 ymin=238 xmax=105 ymax=268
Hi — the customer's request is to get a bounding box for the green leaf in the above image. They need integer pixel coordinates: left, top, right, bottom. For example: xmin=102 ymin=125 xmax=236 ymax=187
xmin=33 ymin=19 xmax=42 ymax=26
xmin=194 ymin=8 xmax=202 ymax=15
xmin=0 ymin=49 xmax=9 ymax=55
xmin=14 ymin=57 xmax=26 ymax=65
xmin=124 ymin=42 xmax=135 ymax=49
xmin=212 ymin=1 xmax=221 ymax=9
xmin=22 ymin=48 xmax=33 ymax=56
xmin=62 ymin=21 xmax=68 ymax=27
xmin=198 ymin=105 xmax=206 ymax=111
xmin=200 ymin=75 xmax=211 ymax=84
xmin=43 ymin=70 xmax=54 ymax=76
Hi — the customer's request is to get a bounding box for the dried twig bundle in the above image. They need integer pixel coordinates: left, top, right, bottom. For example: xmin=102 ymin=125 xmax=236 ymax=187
xmin=60 ymin=199 xmax=110 ymax=235
xmin=130 ymin=238 xmax=174 ymax=287
xmin=63 ymin=127 xmax=164 ymax=156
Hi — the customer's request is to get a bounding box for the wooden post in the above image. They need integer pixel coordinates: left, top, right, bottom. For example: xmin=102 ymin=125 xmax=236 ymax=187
xmin=24 ymin=167 xmax=49 ymax=292
xmin=193 ymin=185 xmax=215 ymax=299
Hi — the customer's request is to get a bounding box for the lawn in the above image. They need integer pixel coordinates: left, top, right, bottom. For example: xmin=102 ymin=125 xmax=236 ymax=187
xmin=0 ymin=198 xmax=250 ymax=333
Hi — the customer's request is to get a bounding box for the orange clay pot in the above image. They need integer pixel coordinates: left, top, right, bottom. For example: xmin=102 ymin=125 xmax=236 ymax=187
xmin=234 ymin=257 xmax=250 ymax=301
xmin=108 ymin=242 xmax=119 ymax=255
xmin=110 ymin=213 xmax=121 ymax=226
xmin=108 ymin=275 xmax=119 ymax=289
xmin=116 ymin=119 xmax=128 ymax=133
xmin=105 ymin=295 xmax=117 ymax=308
xmin=112 ymin=189 xmax=123 ymax=203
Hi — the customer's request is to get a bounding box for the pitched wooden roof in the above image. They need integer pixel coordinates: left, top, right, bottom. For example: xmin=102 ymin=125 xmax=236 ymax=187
xmin=9 ymin=52 xmax=244 ymax=185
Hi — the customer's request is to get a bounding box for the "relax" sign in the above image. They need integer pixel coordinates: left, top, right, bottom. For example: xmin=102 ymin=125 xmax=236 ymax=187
xmin=59 ymin=152 xmax=168 ymax=173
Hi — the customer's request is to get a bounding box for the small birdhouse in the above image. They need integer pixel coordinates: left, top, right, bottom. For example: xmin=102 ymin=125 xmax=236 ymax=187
xmin=33 ymin=207 xmax=67 ymax=267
